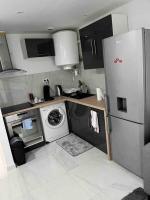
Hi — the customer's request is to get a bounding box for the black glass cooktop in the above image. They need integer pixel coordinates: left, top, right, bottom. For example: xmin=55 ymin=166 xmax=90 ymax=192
xmin=1 ymin=102 xmax=33 ymax=115
xmin=63 ymin=92 xmax=94 ymax=99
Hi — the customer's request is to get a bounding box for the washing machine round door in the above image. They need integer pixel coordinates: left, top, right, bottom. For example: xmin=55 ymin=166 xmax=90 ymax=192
xmin=46 ymin=108 xmax=65 ymax=128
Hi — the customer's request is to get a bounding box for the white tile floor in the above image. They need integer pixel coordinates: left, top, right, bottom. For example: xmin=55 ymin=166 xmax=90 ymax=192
xmin=0 ymin=142 xmax=143 ymax=200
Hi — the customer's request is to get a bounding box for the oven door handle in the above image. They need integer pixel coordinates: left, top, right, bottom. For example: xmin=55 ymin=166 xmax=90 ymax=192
xmin=10 ymin=117 xmax=37 ymax=127
xmin=17 ymin=112 xmax=28 ymax=116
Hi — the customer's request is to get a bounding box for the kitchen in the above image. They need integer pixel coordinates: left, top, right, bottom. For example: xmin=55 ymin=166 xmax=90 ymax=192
xmin=0 ymin=0 xmax=150 ymax=199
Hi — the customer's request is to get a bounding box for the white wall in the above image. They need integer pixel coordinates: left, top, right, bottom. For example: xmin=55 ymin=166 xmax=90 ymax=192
xmin=6 ymin=33 xmax=58 ymax=75
xmin=112 ymin=0 xmax=150 ymax=30
xmin=0 ymin=110 xmax=15 ymax=169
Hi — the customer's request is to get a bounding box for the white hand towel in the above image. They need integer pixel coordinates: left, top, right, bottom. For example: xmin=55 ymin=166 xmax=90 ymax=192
xmin=22 ymin=118 xmax=33 ymax=130
xmin=90 ymin=110 xmax=99 ymax=133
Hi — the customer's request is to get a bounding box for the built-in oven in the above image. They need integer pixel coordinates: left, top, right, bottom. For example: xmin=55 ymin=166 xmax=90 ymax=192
xmin=5 ymin=109 xmax=45 ymax=149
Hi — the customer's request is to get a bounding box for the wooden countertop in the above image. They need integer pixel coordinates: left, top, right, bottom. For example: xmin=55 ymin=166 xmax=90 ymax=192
xmin=2 ymin=96 xmax=111 ymax=160
xmin=2 ymin=96 xmax=106 ymax=117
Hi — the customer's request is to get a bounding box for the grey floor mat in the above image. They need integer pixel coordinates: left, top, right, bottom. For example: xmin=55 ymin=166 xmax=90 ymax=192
xmin=122 ymin=188 xmax=149 ymax=200
xmin=56 ymin=133 xmax=93 ymax=156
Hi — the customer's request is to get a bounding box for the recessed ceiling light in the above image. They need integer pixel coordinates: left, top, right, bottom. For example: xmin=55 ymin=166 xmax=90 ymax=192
xmin=16 ymin=11 xmax=24 ymax=14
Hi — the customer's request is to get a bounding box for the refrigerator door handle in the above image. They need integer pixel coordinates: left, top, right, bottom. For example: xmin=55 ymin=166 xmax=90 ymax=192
xmin=108 ymin=115 xmax=112 ymax=133
xmin=104 ymin=94 xmax=112 ymax=133
xmin=104 ymin=94 xmax=110 ymax=115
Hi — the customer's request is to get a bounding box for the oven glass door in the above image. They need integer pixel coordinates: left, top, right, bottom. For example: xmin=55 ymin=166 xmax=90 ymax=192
xmin=11 ymin=117 xmax=43 ymax=147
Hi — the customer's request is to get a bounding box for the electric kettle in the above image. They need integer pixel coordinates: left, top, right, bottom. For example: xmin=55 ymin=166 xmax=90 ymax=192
xmin=55 ymin=85 xmax=63 ymax=96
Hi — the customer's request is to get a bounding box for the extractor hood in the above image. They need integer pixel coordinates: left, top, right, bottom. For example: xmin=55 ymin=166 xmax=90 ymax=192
xmin=0 ymin=32 xmax=26 ymax=78
xmin=0 ymin=61 xmax=26 ymax=76
xmin=0 ymin=68 xmax=26 ymax=78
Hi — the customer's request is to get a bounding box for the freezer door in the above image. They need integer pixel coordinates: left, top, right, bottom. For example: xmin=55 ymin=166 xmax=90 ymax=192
xmin=103 ymin=29 xmax=144 ymax=123
xmin=110 ymin=116 xmax=144 ymax=177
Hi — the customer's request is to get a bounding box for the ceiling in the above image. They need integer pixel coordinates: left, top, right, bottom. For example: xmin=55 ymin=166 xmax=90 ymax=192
xmin=0 ymin=0 xmax=130 ymax=33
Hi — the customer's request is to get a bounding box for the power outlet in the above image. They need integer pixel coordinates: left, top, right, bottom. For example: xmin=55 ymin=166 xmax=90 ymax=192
xmin=43 ymin=78 xmax=49 ymax=85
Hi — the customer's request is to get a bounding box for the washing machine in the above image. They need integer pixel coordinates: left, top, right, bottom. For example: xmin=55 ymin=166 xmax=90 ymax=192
xmin=40 ymin=103 xmax=69 ymax=142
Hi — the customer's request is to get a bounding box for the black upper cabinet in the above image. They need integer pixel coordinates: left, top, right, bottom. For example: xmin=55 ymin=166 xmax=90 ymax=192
xmin=79 ymin=15 xmax=113 ymax=69
xmin=25 ymin=38 xmax=55 ymax=58
xmin=80 ymin=35 xmax=104 ymax=69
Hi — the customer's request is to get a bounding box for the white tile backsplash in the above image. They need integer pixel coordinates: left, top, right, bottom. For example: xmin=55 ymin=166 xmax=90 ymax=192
xmin=0 ymin=66 xmax=106 ymax=108
xmin=0 ymin=70 xmax=74 ymax=107
xmin=73 ymin=66 xmax=106 ymax=94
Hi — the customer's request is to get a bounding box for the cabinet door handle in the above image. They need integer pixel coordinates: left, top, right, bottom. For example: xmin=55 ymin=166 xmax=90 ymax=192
xmin=93 ymin=39 xmax=97 ymax=55
xmin=90 ymin=40 xmax=94 ymax=55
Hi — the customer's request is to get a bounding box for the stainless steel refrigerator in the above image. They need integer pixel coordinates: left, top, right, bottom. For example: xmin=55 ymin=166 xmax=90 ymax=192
xmin=103 ymin=29 xmax=150 ymax=177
